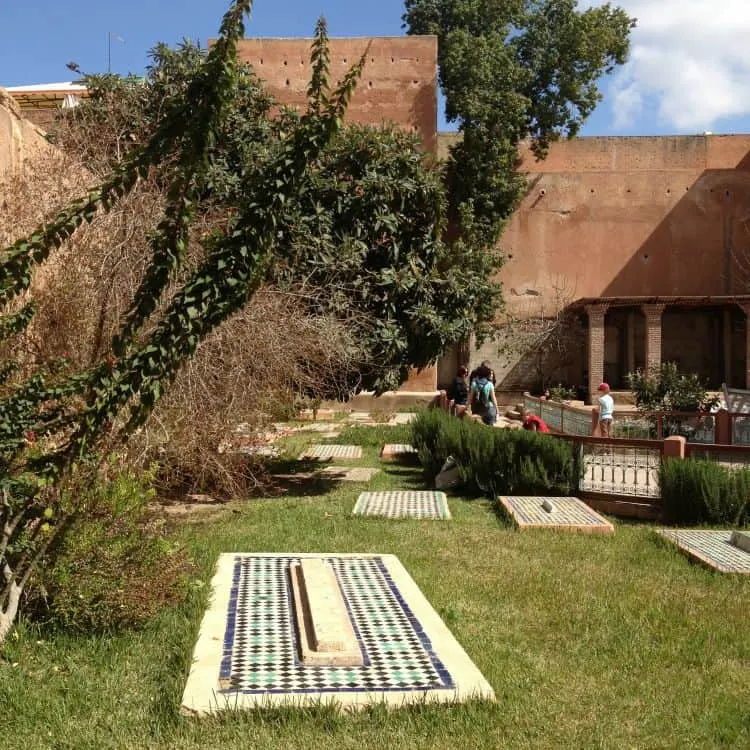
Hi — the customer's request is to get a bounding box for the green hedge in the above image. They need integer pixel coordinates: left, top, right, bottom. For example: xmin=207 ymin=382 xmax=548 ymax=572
xmin=411 ymin=410 xmax=577 ymax=497
xmin=660 ymin=459 xmax=750 ymax=526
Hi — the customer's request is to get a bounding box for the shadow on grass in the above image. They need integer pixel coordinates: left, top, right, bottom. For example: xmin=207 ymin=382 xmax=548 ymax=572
xmin=262 ymin=457 xmax=344 ymax=498
xmin=379 ymin=463 xmax=427 ymax=491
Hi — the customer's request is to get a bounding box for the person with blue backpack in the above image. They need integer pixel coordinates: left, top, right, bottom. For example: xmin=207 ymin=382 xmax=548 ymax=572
xmin=468 ymin=363 xmax=499 ymax=425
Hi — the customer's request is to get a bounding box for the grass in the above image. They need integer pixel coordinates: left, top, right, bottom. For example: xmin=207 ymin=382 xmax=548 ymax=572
xmin=1 ymin=423 xmax=749 ymax=749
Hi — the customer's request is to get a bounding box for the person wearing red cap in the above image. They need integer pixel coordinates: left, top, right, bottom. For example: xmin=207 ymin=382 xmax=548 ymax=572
xmin=597 ymin=382 xmax=614 ymax=438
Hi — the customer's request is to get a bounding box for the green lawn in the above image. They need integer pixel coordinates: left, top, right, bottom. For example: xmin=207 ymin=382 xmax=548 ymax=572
xmin=1 ymin=424 xmax=748 ymax=749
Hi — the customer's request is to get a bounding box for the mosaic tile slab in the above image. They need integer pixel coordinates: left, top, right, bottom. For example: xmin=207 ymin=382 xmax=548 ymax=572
xmin=658 ymin=530 xmax=750 ymax=574
xmin=321 ymin=466 xmax=380 ymax=482
xmin=299 ymin=423 xmax=340 ymax=433
xmin=497 ymin=496 xmax=614 ymax=534
xmin=182 ymin=553 xmax=494 ymax=713
xmin=300 ymin=444 xmax=363 ymax=461
xmin=380 ymin=443 xmax=418 ymax=461
xmin=353 ymin=491 xmax=451 ymax=520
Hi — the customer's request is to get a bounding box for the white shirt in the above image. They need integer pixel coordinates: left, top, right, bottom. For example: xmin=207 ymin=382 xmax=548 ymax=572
xmin=598 ymin=393 xmax=614 ymax=420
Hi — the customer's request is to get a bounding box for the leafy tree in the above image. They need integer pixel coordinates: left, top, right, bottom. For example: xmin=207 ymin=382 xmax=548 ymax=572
xmin=403 ymin=0 xmax=635 ymax=253
xmin=0 ymin=1 xmax=364 ymax=644
xmin=60 ymin=37 xmax=501 ymax=392
xmin=627 ymin=362 xmax=719 ymax=413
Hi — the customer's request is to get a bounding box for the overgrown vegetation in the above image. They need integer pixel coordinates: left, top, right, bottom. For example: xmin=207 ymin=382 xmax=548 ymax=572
xmin=628 ymin=362 xmax=719 ymax=412
xmin=404 ymin=0 xmax=634 ymax=256
xmin=27 ymin=464 xmax=190 ymax=633
xmin=411 ymin=409 xmax=577 ymax=496
xmin=60 ymin=40 xmax=501 ymax=394
xmin=0 ymin=0 xmax=373 ymax=645
xmin=660 ymin=458 xmax=750 ymax=526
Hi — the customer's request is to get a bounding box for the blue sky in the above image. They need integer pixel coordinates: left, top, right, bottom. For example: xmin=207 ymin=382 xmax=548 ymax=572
xmin=2 ymin=0 xmax=749 ymax=136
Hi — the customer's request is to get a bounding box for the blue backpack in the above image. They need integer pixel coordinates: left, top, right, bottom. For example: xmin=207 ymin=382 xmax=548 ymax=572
xmin=473 ymin=378 xmax=491 ymax=411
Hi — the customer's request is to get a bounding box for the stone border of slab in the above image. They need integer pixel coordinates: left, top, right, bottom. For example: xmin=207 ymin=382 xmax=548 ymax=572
xmin=497 ymin=496 xmax=614 ymax=534
xmin=181 ymin=553 xmax=494 ymax=714
xmin=658 ymin=529 xmax=750 ymax=574
xmin=380 ymin=443 xmax=418 ymax=462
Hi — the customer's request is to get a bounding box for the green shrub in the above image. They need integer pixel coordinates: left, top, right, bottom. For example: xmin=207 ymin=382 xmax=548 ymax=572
xmin=549 ymin=383 xmax=576 ymax=402
xmin=660 ymin=459 xmax=750 ymax=526
xmin=410 ymin=411 xmax=577 ymax=497
xmin=411 ymin=409 xmax=456 ymax=481
xmin=627 ymin=362 xmax=719 ymax=412
xmin=29 ymin=467 xmax=191 ymax=633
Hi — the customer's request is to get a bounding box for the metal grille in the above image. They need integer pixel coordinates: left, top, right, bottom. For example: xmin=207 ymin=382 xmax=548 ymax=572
xmin=579 ymin=443 xmax=661 ymax=498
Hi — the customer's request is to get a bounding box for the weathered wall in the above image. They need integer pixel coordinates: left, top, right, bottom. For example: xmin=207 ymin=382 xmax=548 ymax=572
xmin=498 ymin=135 xmax=750 ymax=315
xmin=437 ymin=133 xmax=750 ymax=394
xmin=0 ymin=88 xmax=54 ymax=178
xmin=235 ymin=37 xmax=438 ymax=154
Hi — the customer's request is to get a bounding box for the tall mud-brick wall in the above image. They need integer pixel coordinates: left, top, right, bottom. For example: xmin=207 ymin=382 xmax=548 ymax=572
xmin=437 ymin=133 xmax=750 ymax=395
xmin=235 ymin=36 xmax=440 ymax=392
xmin=235 ymin=37 xmax=438 ymax=155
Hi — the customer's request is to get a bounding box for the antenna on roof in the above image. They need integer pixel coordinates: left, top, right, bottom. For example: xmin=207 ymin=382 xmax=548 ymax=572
xmin=107 ymin=32 xmax=125 ymax=74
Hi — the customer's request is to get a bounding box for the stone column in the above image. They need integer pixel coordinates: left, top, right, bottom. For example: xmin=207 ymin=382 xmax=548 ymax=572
xmin=626 ymin=311 xmax=636 ymax=375
xmin=586 ymin=304 xmax=607 ymax=403
xmin=642 ymin=304 xmax=666 ymax=373
xmin=723 ymin=309 xmax=732 ymax=386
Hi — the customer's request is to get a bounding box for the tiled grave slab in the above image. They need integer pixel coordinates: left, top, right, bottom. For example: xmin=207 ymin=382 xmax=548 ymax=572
xmin=347 ymin=411 xmax=373 ymax=421
xmin=300 ymin=423 xmax=340 ymax=433
xmin=658 ymin=530 xmax=750 ymax=574
xmin=498 ymin=496 xmax=614 ymax=534
xmin=380 ymin=444 xmax=418 ymax=462
xmin=321 ymin=466 xmax=380 ymax=482
xmin=182 ymin=553 xmax=494 ymax=713
xmin=299 ymin=409 xmax=336 ymax=421
xmin=300 ymin=444 xmax=363 ymax=461
xmin=353 ymin=491 xmax=451 ymax=520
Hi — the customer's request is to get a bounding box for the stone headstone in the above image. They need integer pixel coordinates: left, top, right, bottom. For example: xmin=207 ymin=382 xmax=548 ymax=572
xmin=730 ymin=530 xmax=750 ymax=553
xmin=290 ymin=560 xmax=363 ymax=666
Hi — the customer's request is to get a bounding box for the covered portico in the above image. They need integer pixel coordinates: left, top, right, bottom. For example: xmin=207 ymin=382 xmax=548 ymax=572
xmin=572 ymin=296 xmax=750 ymax=403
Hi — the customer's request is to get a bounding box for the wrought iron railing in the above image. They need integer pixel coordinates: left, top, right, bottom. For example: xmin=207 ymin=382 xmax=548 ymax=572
xmin=573 ymin=437 xmax=662 ymax=499
xmin=524 ymin=394 xmax=718 ymax=443
xmin=685 ymin=442 xmax=750 ymax=470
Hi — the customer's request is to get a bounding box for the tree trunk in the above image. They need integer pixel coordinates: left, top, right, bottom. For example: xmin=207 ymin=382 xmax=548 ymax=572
xmin=0 ymin=580 xmax=21 ymax=646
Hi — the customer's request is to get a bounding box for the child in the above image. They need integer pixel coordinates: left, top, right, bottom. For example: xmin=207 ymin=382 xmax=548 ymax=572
xmin=597 ymin=382 xmax=614 ymax=438
xmin=522 ymin=410 xmax=550 ymax=433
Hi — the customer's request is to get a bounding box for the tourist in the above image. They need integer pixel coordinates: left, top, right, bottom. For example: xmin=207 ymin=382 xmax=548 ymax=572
xmin=446 ymin=365 xmax=470 ymax=417
xmin=596 ymin=382 xmax=614 ymax=438
xmin=468 ymin=364 xmax=498 ymax=426
xmin=522 ymin=410 xmax=550 ymax=433
xmin=469 ymin=360 xmax=496 ymax=387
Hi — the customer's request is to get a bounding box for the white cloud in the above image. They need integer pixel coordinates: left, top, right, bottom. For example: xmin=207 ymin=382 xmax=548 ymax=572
xmin=582 ymin=0 xmax=750 ymax=131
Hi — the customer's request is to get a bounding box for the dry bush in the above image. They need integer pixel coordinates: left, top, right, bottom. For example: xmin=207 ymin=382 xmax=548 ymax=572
xmin=1 ymin=138 xmax=365 ymax=499
xmin=130 ymin=289 xmax=363 ymax=498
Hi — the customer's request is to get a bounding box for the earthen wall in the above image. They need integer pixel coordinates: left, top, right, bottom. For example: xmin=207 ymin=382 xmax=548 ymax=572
xmin=235 ymin=37 xmax=438 ymax=154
